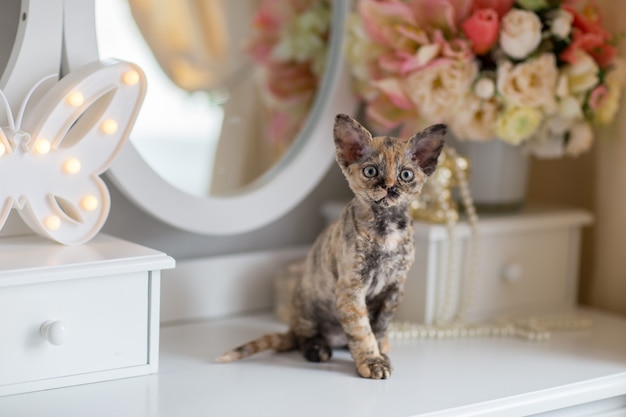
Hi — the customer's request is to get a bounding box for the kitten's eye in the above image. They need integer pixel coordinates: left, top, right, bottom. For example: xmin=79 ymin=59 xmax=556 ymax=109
xmin=363 ymin=166 xmax=378 ymax=178
xmin=399 ymin=169 xmax=414 ymax=182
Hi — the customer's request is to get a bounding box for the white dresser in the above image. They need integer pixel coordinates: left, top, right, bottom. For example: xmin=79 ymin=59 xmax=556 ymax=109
xmin=0 ymin=310 xmax=625 ymax=416
xmin=0 ymin=234 xmax=175 ymax=396
xmin=401 ymin=206 xmax=593 ymax=323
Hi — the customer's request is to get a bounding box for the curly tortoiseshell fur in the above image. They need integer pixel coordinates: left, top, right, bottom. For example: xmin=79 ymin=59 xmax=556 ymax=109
xmin=218 ymin=114 xmax=446 ymax=379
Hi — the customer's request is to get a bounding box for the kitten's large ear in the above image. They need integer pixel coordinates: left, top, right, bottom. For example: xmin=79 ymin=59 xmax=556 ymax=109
xmin=409 ymin=124 xmax=447 ymax=176
xmin=333 ymin=114 xmax=373 ymax=167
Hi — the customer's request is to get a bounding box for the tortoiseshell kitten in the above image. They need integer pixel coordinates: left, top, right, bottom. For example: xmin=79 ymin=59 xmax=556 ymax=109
xmin=218 ymin=114 xmax=446 ymax=379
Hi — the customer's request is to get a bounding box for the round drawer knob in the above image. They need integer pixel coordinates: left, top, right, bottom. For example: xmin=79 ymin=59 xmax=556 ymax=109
xmin=40 ymin=320 xmax=68 ymax=345
xmin=503 ymin=263 xmax=523 ymax=283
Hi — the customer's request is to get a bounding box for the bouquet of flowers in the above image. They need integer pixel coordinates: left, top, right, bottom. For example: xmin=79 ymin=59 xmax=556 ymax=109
xmin=346 ymin=0 xmax=624 ymax=157
xmin=248 ymin=0 xmax=330 ymax=154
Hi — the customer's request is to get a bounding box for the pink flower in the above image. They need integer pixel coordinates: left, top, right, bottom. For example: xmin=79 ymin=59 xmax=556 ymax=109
xmin=561 ymin=29 xmax=617 ymax=69
xmin=434 ymin=30 xmax=473 ymax=60
xmin=374 ymin=78 xmax=415 ymax=110
xmin=264 ymin=61 xmax=317 ymax=103
xmin=358 ymin=0 xmax=416 ymax=48
xmin=588 ymin=84 xmax=610 ymax=110
xmin=365 ymin=94 xmax=418 ymax=132
xmin=472 ymin=0 xmax=514 ymax=18
xmin=560 ymin=1 xmax=617 ymax=68
xmin=563 ymin=0 xmax=607 ymax=36
xmin=461 ymin=8 xmax=499 ymax=55
xmin=408 ymin=0 xmax=473 ymax=34
xmin=399 ymin=31 xmax=472 ymax=73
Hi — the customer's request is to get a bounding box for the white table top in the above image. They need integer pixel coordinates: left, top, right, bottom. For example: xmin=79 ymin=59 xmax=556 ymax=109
xmin=1 ymin=309 xmax=626 ymax=417
xmin=0 ymin=234 xmax=174 ymax=286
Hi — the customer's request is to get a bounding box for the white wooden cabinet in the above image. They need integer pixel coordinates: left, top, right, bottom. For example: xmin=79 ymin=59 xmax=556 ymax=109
xmin=400 ymin=206 xmax=593 ymax=323
xmin=0 ymin=234 xmax=174 ymax=396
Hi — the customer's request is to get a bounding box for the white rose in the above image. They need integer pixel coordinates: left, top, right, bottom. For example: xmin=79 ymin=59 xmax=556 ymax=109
xmin=563 ymin=50 xmax=599 ymax=94
xmin=450 ymin=94 xmax=498 ymax=141
xmin=565 ymin=121 xmax=594 ymax=156
xmin=405 ymin=59 xmax=478 ymax=122
xmin=555 ymin=74 xmax=569 ymax=98
xmin=497 ymin=54 xmax=559 ymax=108
xmin=550 ymin=10 xmax=573 ymax=39
xmin=474 ymin=78 xmax=495 ymax=100
xmin=527 ymin=116 xmax=572 ymax=158
xmin=558 ymin=95 xmax=583 ymax=119
xmin=528 ymin=136 xmax=565 ymax=158
xmin=500 ymin=9 xmax=542 ymax=59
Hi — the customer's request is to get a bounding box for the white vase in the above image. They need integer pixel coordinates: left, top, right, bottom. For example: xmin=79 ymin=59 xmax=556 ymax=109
xmin=449 ymin=137 xmax=529 ymax=211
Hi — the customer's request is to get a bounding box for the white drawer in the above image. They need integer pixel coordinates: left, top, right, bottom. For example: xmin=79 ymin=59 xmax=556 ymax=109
xmin=0 ymin=272 xmax=148 ymax=387
xmin=469 ymin=228 xmax=571 ymax=318
xmin=390 ymin=207 xmax=592 ymax=324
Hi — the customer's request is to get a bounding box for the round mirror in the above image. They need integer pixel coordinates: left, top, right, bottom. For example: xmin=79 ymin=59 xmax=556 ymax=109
xmin=92 ymin=0 xmax=354 ymax=235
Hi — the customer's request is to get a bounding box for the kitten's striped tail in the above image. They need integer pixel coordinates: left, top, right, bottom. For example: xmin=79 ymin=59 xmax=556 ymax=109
xmin=216 ymin=331 xmax=296 ymax=363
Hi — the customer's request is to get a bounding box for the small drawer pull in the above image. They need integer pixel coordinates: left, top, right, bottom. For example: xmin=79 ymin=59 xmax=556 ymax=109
xmin=40 ymin=320 xmax=68 ymax=346
xmin=503 ymin=263 xmax=523 ymax=283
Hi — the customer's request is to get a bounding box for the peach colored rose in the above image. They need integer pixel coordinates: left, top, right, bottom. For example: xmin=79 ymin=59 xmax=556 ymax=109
xmin=405 ymin=59 xmax=478 ymax=122
xmin=461 ymin=9 xmax=499 ymax=55
xmin=497 ymin=54 xmax=559 ymax=109
xmin=450 ymin=94 xmax=499 ymax=140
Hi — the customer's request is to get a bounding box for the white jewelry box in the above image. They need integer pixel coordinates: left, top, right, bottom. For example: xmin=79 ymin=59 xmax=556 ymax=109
xmin=0 ymin=234 xmax=174 ymax=396
xmin=322 ymin=203 xmax=592 ymax=324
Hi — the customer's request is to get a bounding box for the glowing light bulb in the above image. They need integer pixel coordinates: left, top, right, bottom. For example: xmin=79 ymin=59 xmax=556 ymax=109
xmin=66 ymin=91 xmax=84 ymax=107
xmin=121 ymin=70 xmax=140 ymax=86
xmin=80 ymin=195 xmax=98 ymax=211
xmin=63 ymin=158 xmax=81 ymax=174
xmin=0 ymin=143 xmax=5 ymax=156
xmin=100 ymin=119 xmax=118 ymax=135
xmin=33 ymin=138 xmax=51 ymax=154
xmin=44 ymin=215 xmax=61 ymax=231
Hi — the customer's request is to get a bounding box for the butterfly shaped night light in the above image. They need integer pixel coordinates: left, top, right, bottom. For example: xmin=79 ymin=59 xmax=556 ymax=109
xmin=0 ymin=59 xmax=146 ymax=245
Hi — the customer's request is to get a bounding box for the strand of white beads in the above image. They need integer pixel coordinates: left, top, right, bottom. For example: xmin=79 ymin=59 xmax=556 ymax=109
xmin=449 ymin=146 xmax=480 ymax=322
xmin=388 ymin=315 xmax=593 ymax=341
xmin=433 ymin=172 xmax=460 ymax=325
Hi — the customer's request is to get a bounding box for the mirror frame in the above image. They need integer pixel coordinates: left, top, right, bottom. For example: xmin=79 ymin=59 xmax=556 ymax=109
xmin=87 ymin=0 xmax=355 ymax=235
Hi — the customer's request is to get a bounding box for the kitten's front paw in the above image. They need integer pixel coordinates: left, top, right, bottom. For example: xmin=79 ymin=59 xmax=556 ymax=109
xmin=357 ymin=355 xmax=392 ymax=379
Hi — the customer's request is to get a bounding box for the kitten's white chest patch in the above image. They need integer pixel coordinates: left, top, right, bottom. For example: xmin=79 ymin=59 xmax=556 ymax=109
xmin=382 ymin=229 xmax=403 ymax=252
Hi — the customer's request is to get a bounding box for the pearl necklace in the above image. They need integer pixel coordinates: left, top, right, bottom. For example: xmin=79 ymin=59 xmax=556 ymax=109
xmin=397 ymin=145 xmax=591 ymax=341
xmin=389 ymin=315 xmax=593 ymax=341
xmin=432 ymin=146 xmax=479 ymax=324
